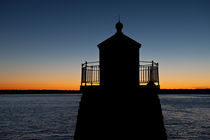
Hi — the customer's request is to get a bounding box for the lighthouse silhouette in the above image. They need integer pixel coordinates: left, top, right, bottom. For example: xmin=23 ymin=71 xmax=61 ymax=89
xmin=75 ymin=21 xmax=167 ymax=140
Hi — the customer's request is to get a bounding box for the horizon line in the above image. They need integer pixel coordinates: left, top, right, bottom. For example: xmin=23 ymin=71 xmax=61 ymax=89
xmin=0 ymin=88 xmax=210 ymax=91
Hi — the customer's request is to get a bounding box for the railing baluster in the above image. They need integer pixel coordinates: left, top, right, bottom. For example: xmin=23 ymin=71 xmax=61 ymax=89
xmin=85 ymin=62 xmax=87 ymax=86
xmin=90 ymin=66 xmax=92 ymax=85
xmin=157 ymin=63 xmax=159 ymax=86
xmin=140 ymin=66 xmax=142 ymax=84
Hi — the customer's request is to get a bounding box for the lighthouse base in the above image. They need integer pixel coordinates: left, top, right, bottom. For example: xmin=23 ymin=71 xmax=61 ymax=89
xmin=74 ymin=86 xmax=167 ymax=140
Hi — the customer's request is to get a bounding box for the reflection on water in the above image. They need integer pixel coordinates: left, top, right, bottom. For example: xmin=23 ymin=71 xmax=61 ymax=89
xmin=0 ymin=94 xmax=210 ymax=139
xmin=159 ymin=94 xmax=210 ymax=139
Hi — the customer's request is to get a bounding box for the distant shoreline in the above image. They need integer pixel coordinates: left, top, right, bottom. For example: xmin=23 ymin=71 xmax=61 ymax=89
xmin=159 ymin=89 xmax=210 ymax=94
xmin=0 ymin=90 xmax=81 ymax=94
xmin=0 ymin=89 xmax=210 ymax=94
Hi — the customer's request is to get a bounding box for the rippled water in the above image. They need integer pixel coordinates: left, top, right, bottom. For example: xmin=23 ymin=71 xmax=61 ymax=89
xmin=0 ymin=94 xmax=210 ymax=139
xmin=159 ymin=94 xmax=210 ymax=139
xmin=0 ymin=94 xmax=81 ymax=140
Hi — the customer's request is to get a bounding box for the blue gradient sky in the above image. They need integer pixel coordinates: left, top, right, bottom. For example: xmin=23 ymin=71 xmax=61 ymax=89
xmin=0 ymin=0 xmax=210 ymax=89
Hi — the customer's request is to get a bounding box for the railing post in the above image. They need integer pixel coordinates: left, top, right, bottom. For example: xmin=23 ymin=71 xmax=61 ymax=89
xmin=81 ymin=63 xmax=83 ymax=86
xmin=85 ymin=61 xmax=87 ymax=86
xmin=144 ymin=65 xmax=145 ymax=83
xmin=139 ymin=65 xmax=141 ymax=85
xmin=90 ymin=66 xmax=93 ymax=86
xmin=157 ymin=62 xmax=159 ymax=86
xmin=150 ymin=61 xmax=154 ymax=82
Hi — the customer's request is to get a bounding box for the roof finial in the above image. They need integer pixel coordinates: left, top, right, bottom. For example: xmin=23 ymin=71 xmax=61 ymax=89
xmin=116 ymin=15 xmax=123 ymax=33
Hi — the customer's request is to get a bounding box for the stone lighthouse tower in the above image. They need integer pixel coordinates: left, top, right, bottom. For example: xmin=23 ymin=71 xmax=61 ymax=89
xmin=75 ymin=21 xmax=167 ymax=140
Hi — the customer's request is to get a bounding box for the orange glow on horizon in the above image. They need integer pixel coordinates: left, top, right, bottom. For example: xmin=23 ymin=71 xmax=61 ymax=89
xmin=1 ymin=80 xmax=210 ymax=90
xmin=1 ymin=69 xmax=210 ymax=90
xmin=0 ymin=69 xmax=81 ymax=90
xmin=0 ymin=82 xmax=80 ymax=90
xmin=159 ymin=75 xmax=210 ymax=89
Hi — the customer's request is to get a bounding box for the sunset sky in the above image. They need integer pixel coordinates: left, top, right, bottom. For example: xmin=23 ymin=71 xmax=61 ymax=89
xmin=0 ymin=0 xmax=210 ymax=90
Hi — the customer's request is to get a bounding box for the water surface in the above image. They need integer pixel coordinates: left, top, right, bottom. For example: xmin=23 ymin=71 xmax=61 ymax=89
xmin=159 ymin=94 xmax=210 ymax=139
xmin=0 ymin=94 xmax=81 ymax=140
xmin=0 ymin=94 xmax=210 ymax=139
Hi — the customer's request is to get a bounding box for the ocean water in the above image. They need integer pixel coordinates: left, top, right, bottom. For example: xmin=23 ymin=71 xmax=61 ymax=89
xmin=0 ymin=94 xmax=210 ymax=139
xmin=159 ymin=94 xmax=210 ymax=139
xmin=0 ymin=94 xmax=81 ymax=140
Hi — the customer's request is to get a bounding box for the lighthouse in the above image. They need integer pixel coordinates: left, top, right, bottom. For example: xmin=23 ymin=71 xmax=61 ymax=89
xmin=80 ymin=21 xmax=159 ymax=88
xmin=75 ymin=21 xmax=167 ymax=140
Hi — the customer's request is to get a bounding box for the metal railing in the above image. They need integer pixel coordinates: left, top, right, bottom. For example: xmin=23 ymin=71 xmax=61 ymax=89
xmin=139 ymin=61 xmax=159 ymax=86
xmin=81 ymin=61 xmax=159 ymax=86
xmin=81 ymin=61 xmax=100 ymax=86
